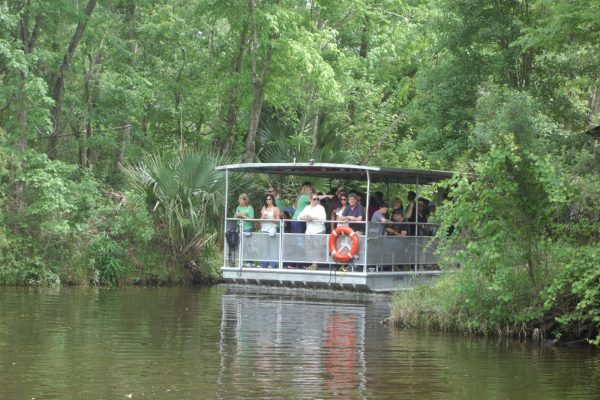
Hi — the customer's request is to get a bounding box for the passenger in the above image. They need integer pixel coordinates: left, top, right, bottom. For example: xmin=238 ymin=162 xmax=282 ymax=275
xmin=425 ymin=203 xmax=437 ymax=236
xmin=341 ymin=193 xmax=366 ymax=234
xmin=259 ymin=194 xmax=280 ymax=268
xmin=291 ymin=182 xmax=312 ymax=234
xmin=417 ymin=199 xmax=428 ymax=236
xmin=266 ymin=185 xmax=284 ymax=214
xmin=287 ymin=182 xmax=312 ymax=269
xmin=391 ymin=197 xmax=404 ymax=216
xmin=370 ymin=201 xmax=390 ymax=236
xmin=405 ymin=191 xmax=417 ymax=236
xmin=385 ymin=210 xmax=409 ymax=237
xmin=356 ymin=192 xmax=365 ymax=206
xmin=368 ymin=191 xmax=384 ymax=220
xmin=321 ymin=188 xmax=336 ymax=234
xmin=331 ymin=191 xmax=348 ymax=231
xmin=298 ymin=193 xmax=327 ymax=270
xmin=234 ymin=193 xmax=255 ymax=267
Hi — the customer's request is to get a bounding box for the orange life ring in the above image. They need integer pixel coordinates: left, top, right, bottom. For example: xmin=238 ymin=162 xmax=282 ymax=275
xmin=328 ymin=225 xmax=360 ymax=264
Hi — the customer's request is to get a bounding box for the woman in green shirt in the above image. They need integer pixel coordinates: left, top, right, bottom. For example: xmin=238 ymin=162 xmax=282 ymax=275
xmin=291 ymin=183 xmax=312 ymax=234
xmin=234 ymin=193 xmax=255 ymax=268
xmin=234 ymin=193 xmax=255 ymax=233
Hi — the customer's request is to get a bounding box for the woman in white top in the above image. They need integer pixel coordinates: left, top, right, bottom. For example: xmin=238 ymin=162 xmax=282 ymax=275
xmin=299 ymin=194 xmax=327 ymax=269
xmin=260 ymin=194 xmax=280 ymax=235
xmin=259 ymin=194 xmax=280 ymax=268
xmin=331 ymin=192 xmax=348 ymax=231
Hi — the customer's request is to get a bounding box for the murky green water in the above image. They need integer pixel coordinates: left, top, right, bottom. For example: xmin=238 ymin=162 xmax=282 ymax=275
xmin=0 ymin=286 xmax=598 ymax=399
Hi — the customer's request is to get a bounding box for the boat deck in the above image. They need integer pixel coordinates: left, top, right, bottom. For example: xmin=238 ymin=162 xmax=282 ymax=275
xmin=221 ymin=267 xmax=441 ymax=292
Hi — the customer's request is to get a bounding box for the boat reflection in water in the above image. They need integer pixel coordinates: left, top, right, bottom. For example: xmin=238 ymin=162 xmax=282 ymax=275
xmin=216 ymin=289 xmax=387 ymax=399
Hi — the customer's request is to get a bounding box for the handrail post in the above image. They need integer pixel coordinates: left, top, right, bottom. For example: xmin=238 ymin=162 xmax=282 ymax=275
xmin=223 ymin=170 xmax=229 ymax=269
xmin=278 ymin=219 xmax=284 ymax=269
xmin=415 ymin=174 xmax=419 ymax=272
xmin=363 ymin=171 xmax=370 ymax=275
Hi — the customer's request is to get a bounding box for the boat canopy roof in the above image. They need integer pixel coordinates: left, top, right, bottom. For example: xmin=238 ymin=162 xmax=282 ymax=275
xmin=216 ymin=162 xmax=454 ymax=185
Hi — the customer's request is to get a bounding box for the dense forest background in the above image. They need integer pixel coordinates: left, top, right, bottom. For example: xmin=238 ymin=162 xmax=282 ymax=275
xmin=0 ymin=1 xmax=598 ymax=343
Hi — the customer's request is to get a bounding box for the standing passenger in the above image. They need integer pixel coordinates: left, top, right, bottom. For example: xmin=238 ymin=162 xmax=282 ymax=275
xmin=234 ymin=193 xmax=254 ymax=268
xmin=405 ymin=191 xmax=417 ymax=236
xmin=267 ymin=185 xmax=284 ymax=215
xmin=291 ymin=182 xmax=312 ymax=234
xmin=370 ymin=202 xmax=390 ymax=236
xmin=259 ymin=194 xmax=280 ymax=268
xmin=299 ymin=193 xmax=327 ymax=270
xmin=331 ymin=191 xmax=348 ymax=231
xmin=341 ymin=193 xmax=366 ymax=234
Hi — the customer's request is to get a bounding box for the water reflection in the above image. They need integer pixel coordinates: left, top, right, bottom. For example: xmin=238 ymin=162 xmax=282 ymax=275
xmin=217 ymin=293 xmax=371 ymax=399
xmin=0 ymin=287 xmax=598 ymax=400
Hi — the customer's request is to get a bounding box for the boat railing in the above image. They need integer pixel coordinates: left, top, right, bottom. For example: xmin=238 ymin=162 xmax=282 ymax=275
xmin=223 ymin=218 xmax=442 ymax=272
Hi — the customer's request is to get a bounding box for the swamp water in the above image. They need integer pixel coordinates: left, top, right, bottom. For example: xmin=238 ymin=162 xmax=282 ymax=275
xmin=0 ymin=286 xmax=598 ymax=399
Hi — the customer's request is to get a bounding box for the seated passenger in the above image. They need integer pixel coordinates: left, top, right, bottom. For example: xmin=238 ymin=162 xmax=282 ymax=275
xmin=340 ymin=193 xmax=366 ymax=234
xmin=370 ymin=201 xmax=390 ymax=236
xmin=385 ymin=210 xmax=409 ymax=237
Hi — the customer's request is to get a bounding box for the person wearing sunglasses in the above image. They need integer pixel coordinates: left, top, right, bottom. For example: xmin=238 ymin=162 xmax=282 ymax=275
xmin=298 ymin=194 xmax=327 ymax=270
xmin=331 ymin=191 xmax=348 ymax=231
xmin=259 ymin=194 xmax=280 ymax=268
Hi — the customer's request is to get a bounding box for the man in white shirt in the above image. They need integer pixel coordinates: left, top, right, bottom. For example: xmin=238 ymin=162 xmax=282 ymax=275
xmin=299 ymin=194 xmax=327 ymax=234
xmin=298 ymin=194 xmax=327 ymax=269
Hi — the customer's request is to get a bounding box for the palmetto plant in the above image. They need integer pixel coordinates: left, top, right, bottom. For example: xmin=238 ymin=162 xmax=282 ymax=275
xmin=122 ymin=150 xmax=250 ymax=262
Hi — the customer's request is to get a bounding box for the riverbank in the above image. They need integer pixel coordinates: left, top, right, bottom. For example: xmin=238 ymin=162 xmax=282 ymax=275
xmin=390 ymin=246 xmax=600 ymax=347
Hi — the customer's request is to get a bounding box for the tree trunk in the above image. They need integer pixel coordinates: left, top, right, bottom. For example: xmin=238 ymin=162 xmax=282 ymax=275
xmin=13 ymin=13 xmax=43 ymax=212
xmin=115 ymin=4 xmax=139 ymax=169
xmin=48 ymin=0 xmax=97 ymax=160
xmin=81 ymin=47 xmax=102 ymax=168
xmin=243 ymin=0 xmax=271 ymax=163
xmin=217 ymin=19 xmax=249 ymax=153
xmin=115 ymin=124 xmax=131 ymax=168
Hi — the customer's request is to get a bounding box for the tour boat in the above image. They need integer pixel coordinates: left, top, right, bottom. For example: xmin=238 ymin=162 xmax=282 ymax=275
xmin=217 ymin=163 xmax=454 ymax=292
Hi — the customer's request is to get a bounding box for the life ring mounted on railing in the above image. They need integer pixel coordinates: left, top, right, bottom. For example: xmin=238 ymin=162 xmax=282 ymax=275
xmin=328 ymin=225 xmax=360 ymax=264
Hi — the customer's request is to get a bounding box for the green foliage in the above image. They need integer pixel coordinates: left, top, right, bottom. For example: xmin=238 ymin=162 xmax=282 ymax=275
xmin=404 ymin=89 xmax=565 ymax=333
xmin=91 ymin=234 xmax=124 ymax=286
xmin=122 ymin=149 xmax=248 ymax=275
xmin=543 ymin=246 xmax=600 ymax=345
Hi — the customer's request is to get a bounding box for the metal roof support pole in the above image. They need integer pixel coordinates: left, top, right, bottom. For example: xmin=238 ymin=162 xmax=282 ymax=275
xmin=223 ymin=170 xmax=229 ymax=269
xmin=363 ymin=171 xmax=370 ymax=275
xmin=278 ymin=219 xmax=283 ymax=269
xmin=239 ymin=221 xmax=244 ymax=270
xmin=414 ymin=174 xmax=419 ymax=272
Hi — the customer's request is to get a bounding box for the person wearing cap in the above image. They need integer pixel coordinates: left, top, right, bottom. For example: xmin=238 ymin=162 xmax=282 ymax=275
xmin=370 ymin=201 xmax=390 ymax=236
